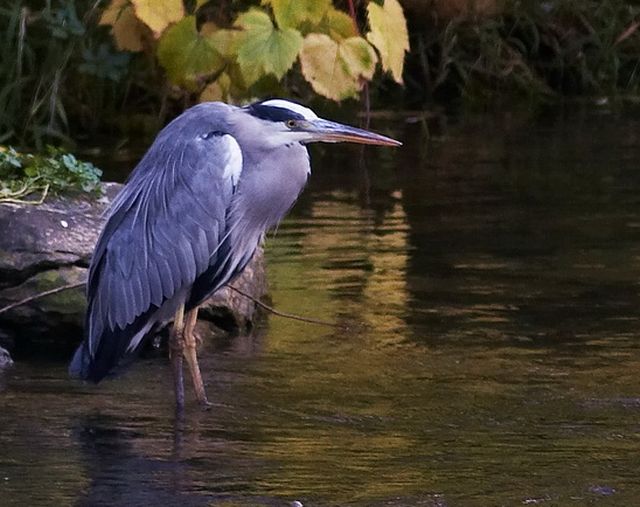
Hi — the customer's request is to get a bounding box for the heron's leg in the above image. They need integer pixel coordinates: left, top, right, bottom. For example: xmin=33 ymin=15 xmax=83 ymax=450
xmin=183 ymin=307 xmax=211 ymax=408
xmin=170 ymin=305 xmax=186 ymax=411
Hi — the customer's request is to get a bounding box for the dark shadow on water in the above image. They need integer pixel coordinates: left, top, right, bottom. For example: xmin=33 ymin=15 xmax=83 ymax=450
xmin=73 ymin=411 xmax=288 ymax=507
xmin=74 ymin=414 xmax=207 ymax=507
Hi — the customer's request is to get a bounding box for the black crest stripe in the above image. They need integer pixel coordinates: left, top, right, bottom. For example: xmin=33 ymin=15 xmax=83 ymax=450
xmin=246 ymin=103 xmax=306 ymax=122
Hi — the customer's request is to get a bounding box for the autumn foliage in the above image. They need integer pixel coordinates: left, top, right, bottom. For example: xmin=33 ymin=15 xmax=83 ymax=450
xmin=99 ymin=0 xmax=410 ymax=102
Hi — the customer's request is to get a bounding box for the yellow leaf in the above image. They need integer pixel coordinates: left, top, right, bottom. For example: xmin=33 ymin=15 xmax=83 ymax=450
xmin=131 ymin=0 xmax=185 ymax=38
xmin=341 ymin=37 xmax=377 ymax=81
xmin=99 ymin=0 xmax=125 ymax=26
xmin=99 ymin=0 xmax=146 ymax=52
xmin=199 ymin=21 xmax=217 ymax=36
xmin=315 ymin=7 xmax=357 ymax=40
xmin=200 ymin=73 xmax=232 ymax=102
xmin=263 ymin=0 xmax=331 ymax=29
xmin=299 ymin=33 xmax=377 ymax=101
xmin=366 ymin=0 xmax=409 ymax=84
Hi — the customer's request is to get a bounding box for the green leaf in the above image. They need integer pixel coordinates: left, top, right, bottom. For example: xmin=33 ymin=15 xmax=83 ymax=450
xmin=157 ymin=16 xmax=225 ymax=90
xmin=0 ymin=145 xmax=103 ymax=202
xmin=366 ymin=0 xmax=409 ymax=83
xmin=299 ymin=34 xmax=377 ymax=101
xmin=207 ymin=28 xmax=241 ymax=59
xmin=314 ymin=7 xmax=357 ymax=40
xmin=263 ymin=0 xmax=331 ymax=29
xmin=235 ymin=9 xmax=303 ymax=86
xmin=0 ymin=147 xmax=22 ymax=169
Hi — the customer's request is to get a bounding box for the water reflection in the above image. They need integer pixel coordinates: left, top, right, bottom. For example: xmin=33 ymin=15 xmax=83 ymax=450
xmin=3 ymin=107 xmax=640 ymax=505
xmin=73 ymin=408 xmax=298 ymax=507
xmin=74 ymin=414 xmax=200 ymax=507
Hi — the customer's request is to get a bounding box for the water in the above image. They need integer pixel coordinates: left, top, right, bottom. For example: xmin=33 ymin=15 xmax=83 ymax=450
xmin=2 ymin=106 xmax=640 ymax=506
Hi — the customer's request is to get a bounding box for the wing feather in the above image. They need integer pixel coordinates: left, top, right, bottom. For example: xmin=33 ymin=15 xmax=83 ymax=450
xmin=70 ymin=121 xmax=245 ymax=381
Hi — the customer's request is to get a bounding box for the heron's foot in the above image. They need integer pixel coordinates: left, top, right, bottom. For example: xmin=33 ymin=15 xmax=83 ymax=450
xmin=189 ymin=367 xmax=211 ymax=409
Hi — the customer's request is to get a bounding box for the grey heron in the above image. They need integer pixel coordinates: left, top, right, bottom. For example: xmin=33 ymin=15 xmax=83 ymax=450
xmin=69 ymin=99 xmax=401 ymax=409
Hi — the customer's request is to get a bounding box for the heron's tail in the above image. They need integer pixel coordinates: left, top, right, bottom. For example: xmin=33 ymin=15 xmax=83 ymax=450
xmin=69 ymin=343 xmax=91 ymax=380
xmin=69 ymin=315 xmax=155 ymax=383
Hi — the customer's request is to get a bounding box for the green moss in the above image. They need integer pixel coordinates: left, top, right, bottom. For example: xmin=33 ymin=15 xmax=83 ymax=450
xmin=30 ymin=269 xmax=86 ymax=315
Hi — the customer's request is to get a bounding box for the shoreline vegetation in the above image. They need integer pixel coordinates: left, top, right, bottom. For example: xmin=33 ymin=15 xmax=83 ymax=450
xmin=1 ymin=0 xmax=639 ymax=152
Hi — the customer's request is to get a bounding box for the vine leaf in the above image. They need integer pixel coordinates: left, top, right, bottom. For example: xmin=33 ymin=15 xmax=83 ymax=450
xmin=314 ymin=7 xmax=357 ymax=40
xmin=131 ymin=0 xmax=184 ymax=37
xmin=99 ymin=0 xmax=146 ymax=52
xmin=263 ymin=0 xmax=331 ymax=29
xmin=200 ymin=72 xmax=232 ymax=102
xmin=157 ymin=16 xmax=225 ymax=90
xmin=207 ymin=28 xmax=241 ymax=59
xmin=366 ymin=0 xmax=409 ymax=83
xmin=299 ymin=34 xmax=377 ymax=100
xmin=235 ymin=9 xmax=303 ymax=86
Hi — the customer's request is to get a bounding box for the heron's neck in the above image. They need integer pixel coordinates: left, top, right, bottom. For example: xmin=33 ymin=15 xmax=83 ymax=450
xmin=234 ymin=143 xmax=310 ymax=232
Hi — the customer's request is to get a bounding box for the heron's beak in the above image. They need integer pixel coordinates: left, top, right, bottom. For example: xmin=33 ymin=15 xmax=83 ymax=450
xmin=304 ymin=119 xmax=402 ymax=146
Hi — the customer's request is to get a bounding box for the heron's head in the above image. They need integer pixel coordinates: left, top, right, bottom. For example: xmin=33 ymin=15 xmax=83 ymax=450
xmin=242 ymin=99 xmax=401 ymax=148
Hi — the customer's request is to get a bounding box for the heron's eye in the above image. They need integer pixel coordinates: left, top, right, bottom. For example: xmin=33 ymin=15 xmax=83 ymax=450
xmin=286 ymin=119 xmax=297 ymax=128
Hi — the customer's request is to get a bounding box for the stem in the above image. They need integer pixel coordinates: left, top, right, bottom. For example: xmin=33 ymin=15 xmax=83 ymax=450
xmin=227 ymin=285 xmax=343 ymax=329
xmin=347 ymin=0 xmax=359 ymax=34
xmin=0 ymin=279 xmax=343 ymax=330
xmin=0 ymin=183 xmax=50 ymax=205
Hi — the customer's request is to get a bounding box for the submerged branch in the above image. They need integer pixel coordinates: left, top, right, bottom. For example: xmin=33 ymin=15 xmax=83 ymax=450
xmin=0 ymin=280 xmax=85 ymax=315
xmin=0 ymin=279 xmax=341 ymax=329
xmin=227 ymin=285 xmax=342 ymax=329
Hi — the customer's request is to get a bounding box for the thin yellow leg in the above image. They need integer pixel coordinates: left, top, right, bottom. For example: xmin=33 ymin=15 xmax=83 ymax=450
xmin=183 ymin=307 xmax=211 ymax=408
xmin=170 ymin=305 xmax=186 ymax=411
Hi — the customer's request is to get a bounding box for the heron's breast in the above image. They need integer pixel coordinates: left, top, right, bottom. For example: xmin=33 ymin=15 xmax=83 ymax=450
xmin=239 ymin=144 xmax=310 ymax=230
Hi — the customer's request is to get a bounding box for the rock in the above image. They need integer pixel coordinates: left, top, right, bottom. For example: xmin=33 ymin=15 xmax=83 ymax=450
xmin=0 ymin=344 xmax=12 ymax=369
xmin=0 ymin=183 xmax=268 ymax=357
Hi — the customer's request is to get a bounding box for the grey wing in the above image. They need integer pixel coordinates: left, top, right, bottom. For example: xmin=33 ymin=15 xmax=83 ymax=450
xmin=71 ymin=132 xmax=243 ymax=381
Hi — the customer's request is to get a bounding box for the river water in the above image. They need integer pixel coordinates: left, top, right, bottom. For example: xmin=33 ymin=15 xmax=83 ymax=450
xmin=2 ymin=106 xmax=640 ymax=506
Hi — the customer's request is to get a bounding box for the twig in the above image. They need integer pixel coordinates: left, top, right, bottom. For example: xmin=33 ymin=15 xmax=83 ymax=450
xmin=227 ymin=285 xmax=342 ymax=328
xmin=0 ymin=281 xmax=85 ymax=315
xmin=615 ymin=20 xmax=640 ymax=46
xmin=0 ymin=180 xmax=49 ymax=205
xmin=0 ymin=279 xmax=342 ymax=329
xmin=347 ymin=0 xmax=359 ymax=34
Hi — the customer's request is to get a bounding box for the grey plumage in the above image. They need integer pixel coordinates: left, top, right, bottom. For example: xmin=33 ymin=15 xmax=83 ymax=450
xmin=69 ymin=99 xmax=400 ymax=390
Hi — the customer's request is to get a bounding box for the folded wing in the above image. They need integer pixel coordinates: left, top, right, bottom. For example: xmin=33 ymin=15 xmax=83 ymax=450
xmin=70 ymin=131 xmax=243 ymax=381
